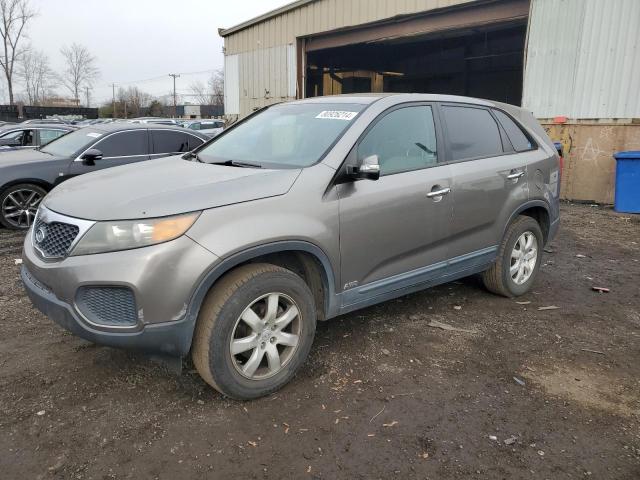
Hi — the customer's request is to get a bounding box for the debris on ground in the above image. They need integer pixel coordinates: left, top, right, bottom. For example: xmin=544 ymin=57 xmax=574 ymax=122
xmin=381 ymin=348 xmax=390 ymax=356
xmin=504 ymin=436 xmax=518 ymax=446
xmin=513 ymin=377 xmax=526 ymax=387
xmin=538 ymin=305 xmax=560 ymax=311
xmin=14 ymin=258 xmax=22 ymax=265
xmin=516 ymin=301 xmax=531 ymax=305
xmin=489 ymin=435 xmax=498 ymax=441
xmin=427 ymin=320 xmax=477 ymax=334
xmin=382 ymin=421 xmax=398 ymax=427
xmin=453 ymin=305 xmax=462 ymax=310
xmin=592 ymin=287 xmax=610 ymax=293
xmin=581 ymin=348 xmax=605 ymax=355
xmin=576 ymin=254 xmax=587 ymax=258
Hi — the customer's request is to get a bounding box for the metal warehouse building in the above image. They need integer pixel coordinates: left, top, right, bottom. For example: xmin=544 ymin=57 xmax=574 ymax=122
xmin=219 ymin=0 xmax=640 ymax=204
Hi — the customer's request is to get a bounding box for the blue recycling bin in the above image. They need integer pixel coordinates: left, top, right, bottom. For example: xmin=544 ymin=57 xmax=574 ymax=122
xmin=614 ymin=151 xmax=640 ymax=213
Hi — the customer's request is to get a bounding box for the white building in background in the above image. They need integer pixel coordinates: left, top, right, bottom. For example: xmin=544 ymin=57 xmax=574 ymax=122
xmin=220 ymin=0 xmax=640 ymax=203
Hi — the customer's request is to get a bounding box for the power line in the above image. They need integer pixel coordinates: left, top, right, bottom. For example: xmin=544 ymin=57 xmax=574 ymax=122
xmin=100 ymin=68 xmax=218 ymax=89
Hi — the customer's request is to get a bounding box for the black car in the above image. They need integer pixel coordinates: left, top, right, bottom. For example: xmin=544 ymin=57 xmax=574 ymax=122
xmin=0 ymin=124 xmax=208 ymax=229
xmin=0 ymin=124 xmax=76 ymax=151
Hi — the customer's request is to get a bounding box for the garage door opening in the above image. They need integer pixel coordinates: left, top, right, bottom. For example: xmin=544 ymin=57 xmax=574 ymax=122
xmin=305 ymin=21 xmax=527 ymax=105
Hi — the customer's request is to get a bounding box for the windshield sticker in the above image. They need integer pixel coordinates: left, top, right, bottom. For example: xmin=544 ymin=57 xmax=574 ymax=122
xmin=316 ymin=111 xmax=358 ymax=121
xmin=86 ymin=132 xmax=102 ymax=138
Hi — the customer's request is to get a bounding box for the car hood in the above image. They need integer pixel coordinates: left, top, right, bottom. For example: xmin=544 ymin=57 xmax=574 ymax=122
xmin=44 ymin=156 xmax=302 ymax=221
xmin=0 ymin=149 xmax=65 ymax=165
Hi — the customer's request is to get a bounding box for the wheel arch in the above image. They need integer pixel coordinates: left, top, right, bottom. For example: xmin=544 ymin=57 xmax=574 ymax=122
xmin=0 ymin=178 xmax=54 ymax=194
xmin=185 ymin=241 xmax=338 ymax=348
xmin=504 ymin=200 xmax=551 ymax=245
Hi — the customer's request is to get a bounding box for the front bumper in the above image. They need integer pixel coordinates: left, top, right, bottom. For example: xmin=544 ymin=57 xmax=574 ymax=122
xmin=21 ymin=234 xmax=218 ymax=357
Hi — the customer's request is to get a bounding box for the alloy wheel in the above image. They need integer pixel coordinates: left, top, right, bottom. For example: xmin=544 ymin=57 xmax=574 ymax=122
xmin=230 ymin=292 xmax=302 ymax=380
xmin=510 ymin=231 xmax=538 ymax=285
xmin=2 ymin=188 xmax=42 ymax=228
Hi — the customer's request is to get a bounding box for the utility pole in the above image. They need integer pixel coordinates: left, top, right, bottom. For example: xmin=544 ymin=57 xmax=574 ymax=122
xmin=169 ymin=73 xmax=180 ymax=118
xmin=85 ymin=87 xmax=90 ymax=108
xmin=111 ymin=83 xmax=117 ymax=118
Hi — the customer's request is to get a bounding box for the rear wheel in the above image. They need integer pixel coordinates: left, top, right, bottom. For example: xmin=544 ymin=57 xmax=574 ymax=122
xmin=0 ymin=184 xmax=46 ymax=230
xmin=192 ymin=263 xmax=316 ymax=400
xmin=483 ymin=216 xmax=543 ymax=297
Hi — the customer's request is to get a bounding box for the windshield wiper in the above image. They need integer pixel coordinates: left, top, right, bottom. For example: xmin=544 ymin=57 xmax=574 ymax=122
xmin=210 ymin=159 xmax=263 ymax=169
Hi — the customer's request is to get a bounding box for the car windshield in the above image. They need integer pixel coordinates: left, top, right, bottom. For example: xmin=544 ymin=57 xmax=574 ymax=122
xmin=40 ymin=129 xmax=102 ymax=157
xmin=196 ymin=103 xmax=366 ymax=168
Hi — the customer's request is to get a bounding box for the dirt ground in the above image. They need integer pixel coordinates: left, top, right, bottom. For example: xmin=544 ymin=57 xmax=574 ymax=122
xmin=1 ymin=203 xmax=639 ymax=479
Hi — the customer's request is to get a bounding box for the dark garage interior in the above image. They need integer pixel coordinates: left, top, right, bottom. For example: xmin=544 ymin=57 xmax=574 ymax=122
xmin=305 ymin=21 xmax=527 ymax=105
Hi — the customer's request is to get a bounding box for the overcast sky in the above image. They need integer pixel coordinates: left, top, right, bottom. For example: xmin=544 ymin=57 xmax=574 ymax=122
xmin=10 ymin=0 xmax=291 ymax=106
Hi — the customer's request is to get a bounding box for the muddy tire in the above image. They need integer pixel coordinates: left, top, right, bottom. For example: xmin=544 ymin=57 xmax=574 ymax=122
xmin=483 ymin=216 xmax=544 ymax=298
xmin=192 ymin=263 xmax=316 ymax=400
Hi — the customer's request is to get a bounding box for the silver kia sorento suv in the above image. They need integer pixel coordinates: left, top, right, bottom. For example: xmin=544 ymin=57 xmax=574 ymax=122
xmin=21 ymin=94 xmax=560 ymax=400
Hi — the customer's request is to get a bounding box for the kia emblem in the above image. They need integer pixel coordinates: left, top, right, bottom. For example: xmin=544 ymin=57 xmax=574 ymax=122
xmin=35 ymin=226 xmax=46 ymax=243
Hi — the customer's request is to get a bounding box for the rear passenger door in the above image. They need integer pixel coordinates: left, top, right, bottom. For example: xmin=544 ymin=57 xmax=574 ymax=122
xmin=440 ymin=104 xmax=531 ymax=260
xmin=68 ymin=130 xmax=150 ymax=175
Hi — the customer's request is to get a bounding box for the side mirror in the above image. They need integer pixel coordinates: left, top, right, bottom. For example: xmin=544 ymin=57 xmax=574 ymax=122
xmin=81 ymin=148 xmax=103 ymax=166
xmin=346 ymin=154 xmax=380 ymax=181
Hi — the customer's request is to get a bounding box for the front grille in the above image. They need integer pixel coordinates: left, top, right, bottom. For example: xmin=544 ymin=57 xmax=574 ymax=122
xmin=76 ymin=286 xmax=138 ymax=327
xmin=34 ymin=219 xmax=79 ymax=258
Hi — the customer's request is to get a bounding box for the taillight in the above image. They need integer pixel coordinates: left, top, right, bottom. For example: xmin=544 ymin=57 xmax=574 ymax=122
xmin=554 ymin=142 xmax=564 ymax=176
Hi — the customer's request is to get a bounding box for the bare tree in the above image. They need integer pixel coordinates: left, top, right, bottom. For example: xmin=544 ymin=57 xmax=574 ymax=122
xmin=0 ymin=0 xmax=36 ymax=104
xmin=188 ymin=69 xmax=223 ymax=105
xmin=60 ymin=43 xmax=99 ymax=106
xmin=18 ymin=47 xmax=56 ymax=105
xmin=116 ymin=86 xmax=152 ymax=117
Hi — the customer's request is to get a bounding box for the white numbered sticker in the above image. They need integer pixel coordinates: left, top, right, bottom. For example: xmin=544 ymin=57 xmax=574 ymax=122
xmin=316 ymin=111 xmax=358 ymax=121
xmin=86 ymin=132 xmax=103 ymax=138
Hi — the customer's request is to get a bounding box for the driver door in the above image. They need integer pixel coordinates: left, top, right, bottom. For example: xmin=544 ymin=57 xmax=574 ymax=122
xmin=337 ymin=104 xmax=453 ymax=308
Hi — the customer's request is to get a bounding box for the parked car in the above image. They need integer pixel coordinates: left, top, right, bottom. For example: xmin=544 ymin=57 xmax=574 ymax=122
xmin=0 ymin=124 xmax=207 ymax=229
xmin=21 ymin=118 xmax=66 ymax=125
xmin=128 ymin=117 xmax=179 ymax=126
xmin=0 ymin=124 xmax=76 ymax=151
xmin=186 ymin=119 xmax=225 ymax=137
xmin=21 ymin=94 xmax=560 ymax=400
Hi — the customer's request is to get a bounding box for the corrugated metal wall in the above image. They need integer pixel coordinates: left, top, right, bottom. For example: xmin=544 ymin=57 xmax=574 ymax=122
xmin=523 ymin=0 xmax=640 ymax=119
xmin=222 ymin=0 xmax=475 ymax=116
xmin=224 ymin=0 xmax=475 ymax=54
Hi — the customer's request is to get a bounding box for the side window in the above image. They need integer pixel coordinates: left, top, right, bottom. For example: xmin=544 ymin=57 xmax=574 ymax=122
xmin=151 ymin=130 xmax=189 ymax=154
xmin=22 ymin=129 xmax=36 ymax=146
xmin=442 ymin=106 xmax=503 ymax=161
xmin=493 ymin=110 xmax=533 ymax=152
xmin=189 ymin=123 xmax=201 ymax=131
xmin=39 ymin=129 xmax=66 ymax=146
xmin=358 ymin=106 xmax=438 ymax=176
xmin=186 ymin=134 xmax=204 ymax=150
xmin=1 ymin=130 xmax=24 ymax=141
xmin=95 ymin=131 xmax=148 ymax=157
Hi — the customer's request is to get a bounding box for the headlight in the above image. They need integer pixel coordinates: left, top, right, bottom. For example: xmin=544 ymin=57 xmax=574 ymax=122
xmin=70 ymin=212 xmax=201 ymax=256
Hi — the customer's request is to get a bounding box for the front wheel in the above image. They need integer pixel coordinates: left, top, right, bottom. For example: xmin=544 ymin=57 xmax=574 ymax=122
xmin=0 ymin=183 xmax=46 ymax=230
xmin=192 ymin=263 xmax=317 ymax=400
xmin=483 ymin=216 xmax=544 ymax=297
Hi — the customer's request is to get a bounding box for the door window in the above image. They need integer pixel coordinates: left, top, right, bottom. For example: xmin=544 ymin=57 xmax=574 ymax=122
xmin=188 ymin=122 xmax=201 ymax=130
xmin=358 ymin=106 xmax=438 ymax=175
xmin=39 ymin=129 xmax=66 ymax=146
xmin=94 ymin=130 xmax=148 ymax=157
xmin=442 ymin=106 xmax=503 ymax=161
xmin=151 ymin=130 xmax=190 ymax=154
xmin=492 ymin=110 xmax=533 ymax=152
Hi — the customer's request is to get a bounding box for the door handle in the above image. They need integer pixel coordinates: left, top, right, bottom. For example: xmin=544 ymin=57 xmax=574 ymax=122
xmin=507 ymin=170 xmax=525 ymax=180
xmin=426 ymin=187 xmax=451 ymax=198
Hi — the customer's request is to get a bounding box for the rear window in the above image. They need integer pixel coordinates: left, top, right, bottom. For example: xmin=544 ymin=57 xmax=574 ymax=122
xmin=493 ymin=110 xmax=533 ymax=152
xmin=442 ymin=106 xmax=503 ymax=161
